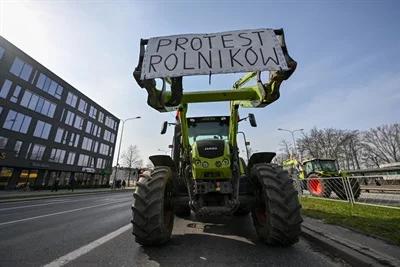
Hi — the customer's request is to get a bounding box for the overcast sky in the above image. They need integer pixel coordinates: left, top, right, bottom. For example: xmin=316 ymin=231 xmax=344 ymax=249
xmin=1 ymin=0 xmax=399 ymax=165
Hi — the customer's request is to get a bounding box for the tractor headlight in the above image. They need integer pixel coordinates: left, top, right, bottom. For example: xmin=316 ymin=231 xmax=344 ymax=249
xmin=222 ymin=159 xmax=229 ymax=166
xmin=215 ymin=161 xmax=222 ymax=168
xmin=195 ymin=160 xmax=201 ymax=165
xmin=202 ymin=161 xmax=209 ymax=168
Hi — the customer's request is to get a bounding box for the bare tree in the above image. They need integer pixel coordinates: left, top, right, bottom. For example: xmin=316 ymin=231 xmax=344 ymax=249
xmin=361 ymin=124 xmax=400 ymax=167
xmin=121 ymin=145 xmax=143 ymax=185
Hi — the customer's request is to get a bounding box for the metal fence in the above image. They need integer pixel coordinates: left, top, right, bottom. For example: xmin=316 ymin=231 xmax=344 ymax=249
xmin=293 ymin=175 xmax=400 ymax=209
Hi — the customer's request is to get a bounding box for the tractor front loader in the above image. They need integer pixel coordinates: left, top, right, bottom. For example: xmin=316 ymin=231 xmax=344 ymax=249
xmin=131 ymin=29 xmax=302 ymax=246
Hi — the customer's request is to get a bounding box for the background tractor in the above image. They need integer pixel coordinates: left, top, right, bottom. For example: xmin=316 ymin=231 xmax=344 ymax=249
xmin=131 ymin=29 xmax=302 ymax=247
xmin=284 ymin=158 xmax=361 ymax=200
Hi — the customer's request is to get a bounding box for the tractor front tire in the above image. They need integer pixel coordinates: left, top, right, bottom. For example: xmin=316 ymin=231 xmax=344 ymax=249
xmin=131 ymin=166 xmax=174 ymax=246
xmin=307 ymin=175 xmax=332 ymax=198
xmin=251 ymin=163 xmax=302 ymax=246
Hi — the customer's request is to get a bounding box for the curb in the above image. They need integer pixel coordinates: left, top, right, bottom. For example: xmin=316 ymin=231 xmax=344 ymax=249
xmin=302 ymin=223 xmax=400 ymax=267
xmin=0 ymin=189 xmax=134 ymax=203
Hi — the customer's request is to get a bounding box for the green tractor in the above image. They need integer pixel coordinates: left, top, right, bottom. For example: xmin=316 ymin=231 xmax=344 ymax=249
xmin=300 ymin=159 xmax=361 ymax=200
xmin=131 ymin=29 xmax=302 ymax=246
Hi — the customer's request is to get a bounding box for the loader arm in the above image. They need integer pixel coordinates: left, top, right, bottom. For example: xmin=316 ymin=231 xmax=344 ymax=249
xmin=133 ymin=29 xmax=297 ymax=113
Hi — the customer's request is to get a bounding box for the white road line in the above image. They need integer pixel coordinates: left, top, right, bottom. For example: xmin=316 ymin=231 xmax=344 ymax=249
xmin=0 ymin=196 xmax=132 ymax=211
xmin=43 ymin=224 xmax=132 ymax=267
xmin=0 ymin=199 xmax=130 ymax=227
xmin=0 ymin=200 xmax=83 ymax=211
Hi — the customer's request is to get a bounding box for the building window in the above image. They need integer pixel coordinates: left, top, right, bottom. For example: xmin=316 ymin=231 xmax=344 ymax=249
xmin=77 ymin=154 xmax=89 ymax=166
xmin=89 ymin=106 xmax=97 ymax=119
xmin=78 ymin=99 xmax=87 ymax=113
xmin=74 ymin=134 xmax=80 ymax=147
xmin=74 ymin=115 xmax=83 ymax=130
xmin=30 ymin=144 xmax=46 ymax=161
xmin=81 ymin=137 xmax=93 ymax=151
xmin=98 ymin=112 xmax=104 ymax=123
xmin=20 ymin=90 xmax=57 ymax=118
xmin=0 ymin=136 xmax=8 ymax=149
xmin=62 ymin=130 xmax=69 ymax=144
xmin=0 ymin=46 xmax=5 ymax=59
xmin=10 ymin=85 xmax=22 ymax=103
xmin=85 ymin=121 xmax=92 ymax=134
xmin=54 ymin=128 xmax=64 ymax=143
xmin=99 ymin=143 xmax=109 ymax=156
xmin=3 ymin=110 xmax=32 ymax=134
xmin=67 ymin=152 xmax=76 ymax=165
xmin=14 ymin=140 xmax=23 ymax=157
xmin=0 ymin=79 xmax=12 ymax=99
xmin=66 ymin=92 xmax=78 ymax=108
xmin=93 ymin=141 xmax=98 ymax=153
xmin=65 ymin=111 xmax=75 ymax=126
xmin=96 ymin=158 xmax=105 ymax=169
xmin=103 ymin=130 xmax=112 ymax=142
xmin=10 ymin=57 xmax=33 ymax=81
xmin=33 ymin=120 xmax=52 ymax=139
xmin=36 ymin=73 xmax=63 ymax=99
xmin=105 ymin=116 xmax=115 ymax=129
xmin=49 ymin=148 xmax=66 ymax=163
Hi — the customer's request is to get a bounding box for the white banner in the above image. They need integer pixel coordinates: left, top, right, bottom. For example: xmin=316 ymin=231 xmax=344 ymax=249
xmin=141 ymin=29 xmax=288 ymax=79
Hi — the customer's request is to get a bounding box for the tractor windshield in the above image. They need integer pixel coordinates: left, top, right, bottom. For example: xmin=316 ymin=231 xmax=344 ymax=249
xmin=313 ymin=160 xmax=337 ymax=172
xmin=187 ymin=117 xmax=229 ymax=145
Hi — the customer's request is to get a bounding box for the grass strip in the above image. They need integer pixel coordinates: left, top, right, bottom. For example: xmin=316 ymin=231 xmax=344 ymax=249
xmin=300 ymin=197 xmax=400 ymax=246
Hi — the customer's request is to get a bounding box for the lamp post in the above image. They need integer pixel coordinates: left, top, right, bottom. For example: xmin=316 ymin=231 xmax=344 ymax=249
xmin=114 ymin=116 xmax=141 ymax=186
xmin=158 ymin=149 xmax=168 ymax=155
xmin=238 ymin=131 xmax=250 ymax=161
xmin=277 ymin=128 xmax=304 ymax=158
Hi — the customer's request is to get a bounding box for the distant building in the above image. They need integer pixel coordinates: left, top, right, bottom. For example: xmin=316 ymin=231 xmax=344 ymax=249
xmin=0 ymin=36 xmax=119 ymax=189
xmin=110 ymin=167 xmax=139 ymax=186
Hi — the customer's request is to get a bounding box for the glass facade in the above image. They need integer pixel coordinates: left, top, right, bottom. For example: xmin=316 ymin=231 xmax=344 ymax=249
xmin=0 ymin=35 xmax=119 ymax=189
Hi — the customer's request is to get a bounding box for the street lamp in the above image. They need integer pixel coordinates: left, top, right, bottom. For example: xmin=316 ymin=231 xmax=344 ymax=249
xmin=158 ymin=149 xmax=168 ymax=155
xmin=114 ymin=116 xmax=141 ymax=186
xmin=238 ymin=131 xmax=250 ymax=161
xmin=277 ymin=128 xmax=304 ymax=158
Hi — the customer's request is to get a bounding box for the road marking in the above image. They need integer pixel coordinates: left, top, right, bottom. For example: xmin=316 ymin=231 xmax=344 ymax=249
xmin=0 ymin=196 xmax=132 ymax=211
xmin=0 ymin=199 xmax=130 ymax=227
xmin=0 ymin=199 xmax=83 ymax=211
xmin=43 ymin=224 xmax=132 ymax=267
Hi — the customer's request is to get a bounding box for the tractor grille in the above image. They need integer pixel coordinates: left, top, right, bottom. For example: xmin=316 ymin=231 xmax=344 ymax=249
xmin=196 ymin=140 xmax=225 ymax=158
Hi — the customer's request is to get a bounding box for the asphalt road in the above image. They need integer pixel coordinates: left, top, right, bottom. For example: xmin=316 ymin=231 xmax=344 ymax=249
xmin=0 ymin=191 xmax=345 ymax=267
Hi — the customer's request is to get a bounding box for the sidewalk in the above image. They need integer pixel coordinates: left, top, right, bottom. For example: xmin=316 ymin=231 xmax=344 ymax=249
xmin=0 ymin=187 xmax=134 ymax=202
xmin=302 ymin=216 xmax=400 ymax=266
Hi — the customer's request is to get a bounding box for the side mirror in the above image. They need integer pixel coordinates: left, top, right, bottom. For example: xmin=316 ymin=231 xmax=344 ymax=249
xmin=248 ymin=113 xmax=257 ymax=127
xmin=161 ymin=121 xmax=168 ymax=134
xmin=168 ymin=144 xmax=173 ymax=149
xmin=245 ymin=141 xmax=250 ymax=146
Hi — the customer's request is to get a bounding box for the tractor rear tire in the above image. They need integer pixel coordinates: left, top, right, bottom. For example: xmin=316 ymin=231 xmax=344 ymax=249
xmin=331 ymin=178 xmax=361 ymax=200
xmin=175 ymin=204 xmax=191 ymax=217
xmin=131 ymin=166 xmax=174 ymax=246
xmin=307 ymin=175 xmax=332 ymax=198
xmin=250 ymin=163 xmax=302 ymax=246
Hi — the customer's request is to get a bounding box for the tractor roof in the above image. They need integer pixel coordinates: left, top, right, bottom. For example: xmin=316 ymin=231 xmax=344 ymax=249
xmin=302 ymin=158 xmax=336 ymax=164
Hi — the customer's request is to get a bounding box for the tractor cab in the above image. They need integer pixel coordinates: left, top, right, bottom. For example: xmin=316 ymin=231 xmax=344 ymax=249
xmin=303 ymin=159 xmax=338 ymax=177
xmin=188 ymin=116 xmax=232 ymax=180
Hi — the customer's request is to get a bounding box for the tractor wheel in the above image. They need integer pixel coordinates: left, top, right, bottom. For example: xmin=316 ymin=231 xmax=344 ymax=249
xmin=131 ymin=166 xmax=174 ymax=246
xmin=331 ymin=178 xmax=361 ymax=200
xmin=307 ymin=175 xmax=332 ymax=198
xmin=175 ymin=204 xmax=191 ymax=217
xmin=250 ymin=163 xmax=302 ymax=246
xmin=233 ymin=206 xmax=251 ymax=216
